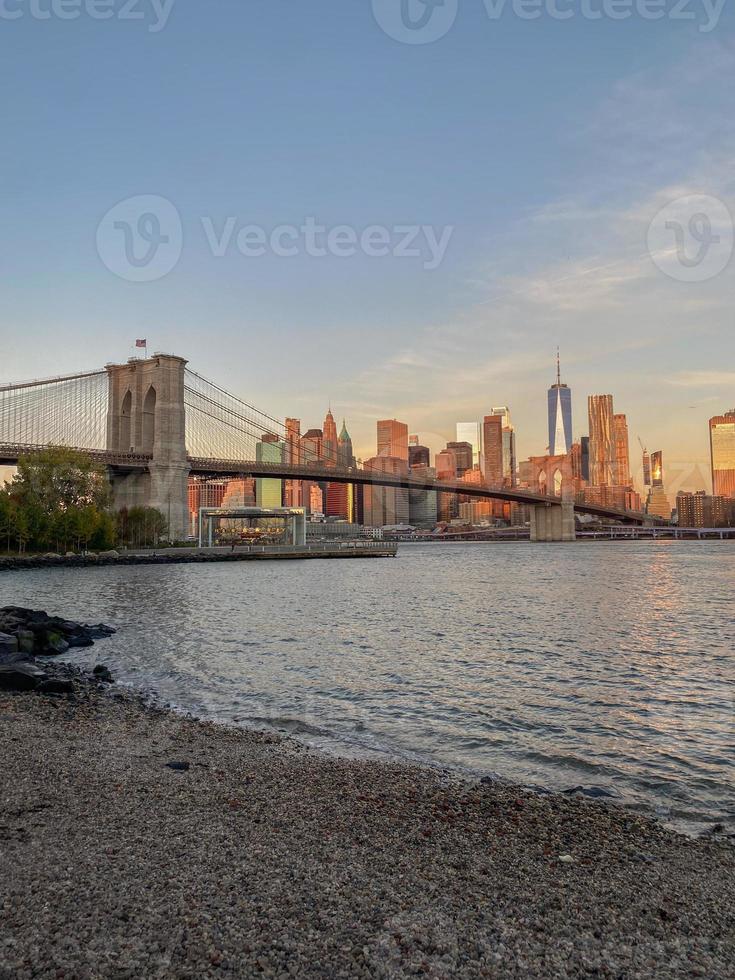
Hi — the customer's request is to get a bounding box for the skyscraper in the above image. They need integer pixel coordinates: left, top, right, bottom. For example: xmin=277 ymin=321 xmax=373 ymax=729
xmin=456 ymin=422 xmax=480 ymax=466
xmin=337 ymin=420 xmax=354 ymax=467
xmin=482 ymin=414 xmax=504 ymax=487
xmin=363 ymin=456 xmax=409 ymax=526
xmin=490 ymin=406 xmax=516 ymax=486
xmin=646 ymin=450 xmax=672 ymax=520
xmin=327 ymin=420 xmax=356 ymax=520
xmin=547 ymin=351 xmax=572 ymax=456
xmin=613 ymin=413 xmax=631 ymax=487
xmin=409 ymin=442 xmax=430 ymax=468
xmin=284 ymin=417 xmax=302 ymax=507
xmin=641 ymin=447 xmax=651 ymax=487
xmin=580 ymin=436 xmax=590 ymax=482
xmin=710 ymin=411 xmax=735 ymax=497
xmin=256 ymin=434 xmax=284 ymax=508
xmin=446 ymin=441 xmax=473 ymax=476
xmin=588 ymin=395 xmax=615 ymax=486
xmin=322 ymin=407 xmax=338 ymax=467
xmin=377 ymin=419 xmax=408 ymax=461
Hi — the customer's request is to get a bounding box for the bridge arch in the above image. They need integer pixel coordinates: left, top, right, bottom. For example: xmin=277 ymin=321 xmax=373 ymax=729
xmin=120 ymin=389 xmax=132 ymax=450
xmin=142 ymin=385 xmax=156 ymax=452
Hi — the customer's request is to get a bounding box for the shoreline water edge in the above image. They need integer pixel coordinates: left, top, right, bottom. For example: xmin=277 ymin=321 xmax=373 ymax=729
xmin=1 ymin=609 xmax=734 ymax=978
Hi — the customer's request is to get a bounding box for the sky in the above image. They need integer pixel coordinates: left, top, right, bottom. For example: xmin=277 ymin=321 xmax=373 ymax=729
xmin=2 ymin=0 xmax=734 ymax=495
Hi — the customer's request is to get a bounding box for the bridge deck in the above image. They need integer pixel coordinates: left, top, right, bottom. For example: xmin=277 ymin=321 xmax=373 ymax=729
xmin=0 ymin=443 xmax=649 ymax=524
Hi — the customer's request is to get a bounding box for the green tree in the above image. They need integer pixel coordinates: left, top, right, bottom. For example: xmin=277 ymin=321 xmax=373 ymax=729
xmin=116 ymin=505 xmax=168 ymax=549
xmin=3 ymin=447 xmax=115 ymax=553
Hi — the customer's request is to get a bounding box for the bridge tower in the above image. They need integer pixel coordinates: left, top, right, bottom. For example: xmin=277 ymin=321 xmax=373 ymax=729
xmin=105 ymin=354 xmax=190 ymax=541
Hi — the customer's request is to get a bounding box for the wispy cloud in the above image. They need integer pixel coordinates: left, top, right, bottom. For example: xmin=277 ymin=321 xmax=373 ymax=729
xmin=667 ymin=371 xmax=735 ymax=388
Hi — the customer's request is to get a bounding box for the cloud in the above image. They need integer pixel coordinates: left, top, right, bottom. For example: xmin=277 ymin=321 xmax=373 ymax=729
xmin=667 ymin=371 xmax=735 ymax=388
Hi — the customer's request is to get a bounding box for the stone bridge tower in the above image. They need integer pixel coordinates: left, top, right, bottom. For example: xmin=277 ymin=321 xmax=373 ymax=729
xmin=106 ymin=354 xmax=190 ymax=541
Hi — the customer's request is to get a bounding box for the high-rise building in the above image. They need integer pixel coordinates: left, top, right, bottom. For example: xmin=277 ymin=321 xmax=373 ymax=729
xmin=284 ymin=417 xmax=302 ymax=507
xmin=488 ymin=407 xmax=516 ymax=486
xmin=641 ymin=447 xmax=651 ymax=487
xmin=580 ymin=436 xmax=590 ymax=482
xmin=300 ymin=428 xmax=323 ymax=463
xmin=446 ymin=441 xmax=473 ymax=476
xmin=613 ymin=414 xmax=631 ymax=487
xmin=363 ymin=456 xmax=409 ymax=526
xmin=256 ymin=435 xmax=284 ymax=508
xmin=677 ymin=491 xmax=734 ymax=528
xmin=326 ymin=419 xmax=356 ymax=520
xmin=456 ymin=422 xmax=480 ymax=466
xmin=408 ymin=465 xmax=438 ymax=526
xmin=482 ymin=414 xmax=504 ymax=487
xmin=547 ymin=352 xmax=572 ymax=456
xmin=409 ymin=443 xmax=430 ymax=468
xmin=651 ymin=450 xmax=664 ymax=487
xmin=435 ymin=449 xmax=457 ymax=479
xmin=322 ymin=407 xmax=338 ymax=467
xmin=337 ymin=420 xmax=354 ymax=468
xmin=377 ymin=419 xmax=408 ymax=462
xmin=710 ymin=411 xmax=735 ymax=497
xmin=646 ymin=450 xmax=671 ymax=520
xmin=588 ymin=395 xmax=615 ymax=486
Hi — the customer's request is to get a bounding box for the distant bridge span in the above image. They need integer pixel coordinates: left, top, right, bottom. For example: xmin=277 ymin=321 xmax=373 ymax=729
xmin=0 ymin=354 xmax=652 ymax=540
xmin=0 ymin=443 xmax=649 ymax=527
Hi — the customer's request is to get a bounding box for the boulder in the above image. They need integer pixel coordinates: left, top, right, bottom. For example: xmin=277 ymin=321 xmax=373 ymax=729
xmin=0 ymin=632 xmax=19 ymax=658
xmin=93 ymin=664 xmax=114 ymax=683
xmin=38 ymin=677 xmax=74 ymax=695
xmin=0 ymin=663 xmax=47 ymax=692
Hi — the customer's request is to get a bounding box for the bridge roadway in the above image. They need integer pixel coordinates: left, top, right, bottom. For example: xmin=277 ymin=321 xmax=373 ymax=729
xmin=0 ymin=443 xmax=649 ymax=525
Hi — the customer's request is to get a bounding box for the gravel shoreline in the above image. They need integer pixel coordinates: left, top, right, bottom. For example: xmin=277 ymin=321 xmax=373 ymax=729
xmin=1 ymin=672 xmax=734 ymax=979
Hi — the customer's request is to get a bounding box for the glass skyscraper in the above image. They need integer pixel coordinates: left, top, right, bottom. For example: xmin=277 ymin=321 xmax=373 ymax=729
xmin=547 ymin=354 xmax=572 ymax=456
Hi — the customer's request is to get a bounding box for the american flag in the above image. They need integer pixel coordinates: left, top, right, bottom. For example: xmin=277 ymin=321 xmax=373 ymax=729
xmin=135 ymin=339 xmax=147 ymax=348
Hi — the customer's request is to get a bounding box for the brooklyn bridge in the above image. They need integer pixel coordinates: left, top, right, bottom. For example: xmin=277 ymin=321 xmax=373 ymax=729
xmin=0 ymin=353 xmax=651 ymax=542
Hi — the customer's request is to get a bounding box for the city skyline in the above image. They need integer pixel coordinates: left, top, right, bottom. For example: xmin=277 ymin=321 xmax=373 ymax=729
xmin=2 ymin=9 xmax=734 ymax=495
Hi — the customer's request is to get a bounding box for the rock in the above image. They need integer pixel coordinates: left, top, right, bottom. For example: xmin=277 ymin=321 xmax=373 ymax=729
xmin=44 ymin=632 xmax=70 ymax=655
xmin=93 ymin=665 xmax=114 ymax=683
xmin=0 ymin=663 xmax=47 ymax=692
xmin=558 ymin=854 xmax=575 ymax=864
xmin=38 ymin=677 xmax=74 ymax=695
xmin=165 ymin=761 xmax=190 ymax=772
xmin=563 ymin=785 xmax=616 ymax=799
xmin=98 ymin=550 xmax=119 ymax=559
xmin=0 ymin=632 xmax=19 ymax=658
xmin=16 ymin=629 xmax=36 ymax=655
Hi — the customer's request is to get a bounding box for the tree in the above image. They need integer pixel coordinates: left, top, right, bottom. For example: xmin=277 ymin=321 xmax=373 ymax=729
xmin=2 ymin=447 xmax=115 ymax=554
xmin=116 ymin=506 xmax=168 ymax=549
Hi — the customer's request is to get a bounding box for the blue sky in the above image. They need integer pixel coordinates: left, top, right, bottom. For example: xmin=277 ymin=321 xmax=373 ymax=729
xmin=2 ymin=0 xmax=734 ymax=492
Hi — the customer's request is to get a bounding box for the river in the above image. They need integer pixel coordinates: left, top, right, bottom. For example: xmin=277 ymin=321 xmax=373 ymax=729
xmin=2 ymin=540 xmax=733 ymax=835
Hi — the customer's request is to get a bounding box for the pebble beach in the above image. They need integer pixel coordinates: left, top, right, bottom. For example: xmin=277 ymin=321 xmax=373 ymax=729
xmin=1 ymin=671 xmax=734 ymax=979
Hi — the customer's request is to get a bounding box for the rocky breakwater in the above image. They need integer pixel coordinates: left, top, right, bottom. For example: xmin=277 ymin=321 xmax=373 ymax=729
xmin=0 ymin=606 xmax=116 ymax=694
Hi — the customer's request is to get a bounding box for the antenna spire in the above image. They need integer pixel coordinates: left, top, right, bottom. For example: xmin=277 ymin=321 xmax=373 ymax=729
xmin=556 ymin=346 xmax=561 ymax=386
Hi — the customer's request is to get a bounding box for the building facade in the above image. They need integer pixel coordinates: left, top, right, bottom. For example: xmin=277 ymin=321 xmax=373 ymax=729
xmin=588 ymin=394 xmax=615 ymax=486
xmin=710 ymin=411 xmax=735 ymax=498
xmin=377 ymin=419 xmax=409 ymax=461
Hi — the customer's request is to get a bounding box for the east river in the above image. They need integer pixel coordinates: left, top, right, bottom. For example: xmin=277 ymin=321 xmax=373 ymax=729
xmin=2 ymin=541 xmax=733 ymax=834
